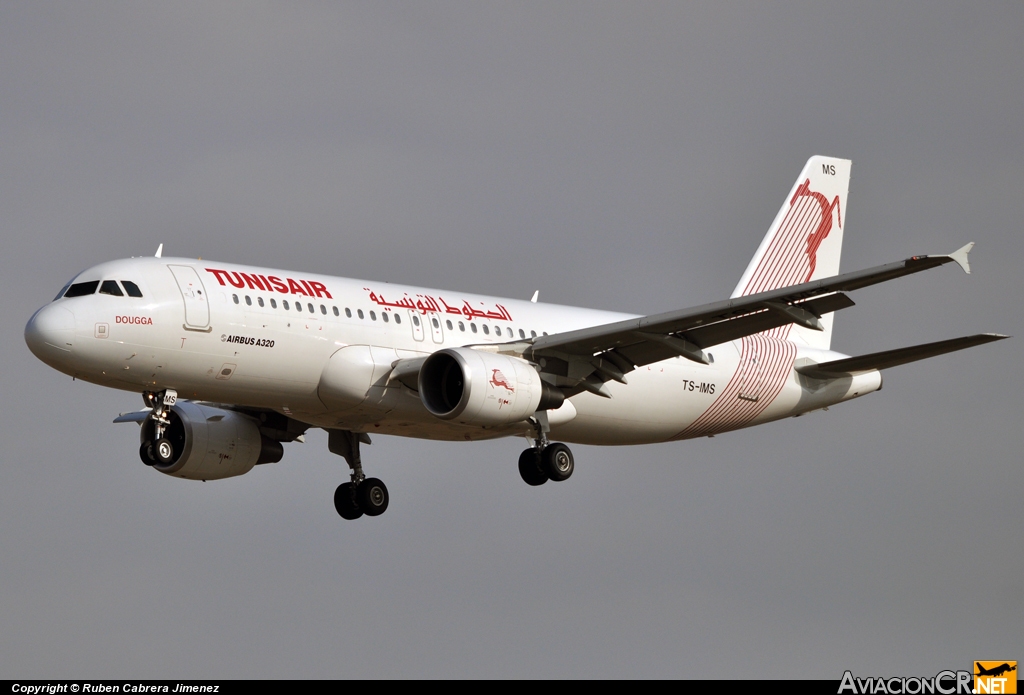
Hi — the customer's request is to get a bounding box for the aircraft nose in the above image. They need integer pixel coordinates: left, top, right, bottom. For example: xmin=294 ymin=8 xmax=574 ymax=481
xmin=25 ymin=303 xmax=76 ymax=365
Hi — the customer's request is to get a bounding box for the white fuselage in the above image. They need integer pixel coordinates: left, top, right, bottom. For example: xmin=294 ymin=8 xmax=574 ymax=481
xmin=26 ymin=256 xmax=882 ymax=445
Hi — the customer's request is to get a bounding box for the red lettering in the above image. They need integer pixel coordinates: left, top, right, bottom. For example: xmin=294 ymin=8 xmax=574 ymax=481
xmin=205 ymin=268 xmax=230 ymax=286
xmin=309 ymin=281 xmax=332 ymax=299
xmin=239 ymin=273 xmax=266 ymax=291
xmin=267 ymin=276 xmax=289 ymax=293
xmin=287 ymin=278 xmax=308 ymax=296
xmin=258 ymin=275 xmax=273 ymax=291
xmin=300 ymin=280 xmax=316 ymax=296
xmin=226 ymin=271 xmax=245 ymax=289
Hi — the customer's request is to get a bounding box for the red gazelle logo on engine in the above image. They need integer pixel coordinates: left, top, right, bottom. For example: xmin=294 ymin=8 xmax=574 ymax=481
xmin=490 ymin=369 xmax=515 ymax=393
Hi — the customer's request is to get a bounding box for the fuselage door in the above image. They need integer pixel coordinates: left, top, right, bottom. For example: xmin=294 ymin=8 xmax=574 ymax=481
xmin=168 ymin=265 xmax=211 ymax=330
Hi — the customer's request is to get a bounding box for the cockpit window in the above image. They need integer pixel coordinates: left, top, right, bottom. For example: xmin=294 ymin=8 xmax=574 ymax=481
xmin=99 ymin=280 xmax=124 ymax=296
xmin=121 ymin=281 xmax=143 ymax=298
xmin=64 ymin=281 xmax=99 ymax=298
xmin=53 ymin=282 xmax=72 ymax=301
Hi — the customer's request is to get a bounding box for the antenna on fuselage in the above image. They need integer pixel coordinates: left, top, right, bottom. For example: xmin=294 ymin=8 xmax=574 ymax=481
xmin=530 ymin=290 xmax=539 ymax=303
xmin=154 ymin=243 xmax=163 ymax=258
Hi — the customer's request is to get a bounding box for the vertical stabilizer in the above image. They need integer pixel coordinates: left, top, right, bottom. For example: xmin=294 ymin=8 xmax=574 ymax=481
xmin=731 ymin=156 xmax=851 ymax=349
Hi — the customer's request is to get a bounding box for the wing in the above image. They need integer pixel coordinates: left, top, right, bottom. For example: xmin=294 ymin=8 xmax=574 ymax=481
xmin=512 ymin=243 xmax=977 ymax=396
xmin=115 ymin=403 xmax=310 ymax=442
xmin=795 ymin=334 xmax=1008 ymax=379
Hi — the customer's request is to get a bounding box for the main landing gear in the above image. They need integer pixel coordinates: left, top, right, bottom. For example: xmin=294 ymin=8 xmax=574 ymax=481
xmin=139 ymin=389 xmax=178 ymax=467
xmin=329 ymin=430 xmax=389 ymax=520
xmin=518 ymin=412 xmax=575 ymax=486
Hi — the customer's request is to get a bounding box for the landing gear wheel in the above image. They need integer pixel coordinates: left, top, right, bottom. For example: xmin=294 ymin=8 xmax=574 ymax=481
xmin=542 ymin=443 xmax=574 ymax=482
xmin=359 ymin=478 xmax=389 ymax=517
xmin=139 ymin=441 xmax=156 ymax=466
xmin=518 ymin=448 xmax=548 ymax=486
xmin=334 ymin=483 xmax=363 ymax=520
xmin=153 ymin=438 xmax=175 ymax=465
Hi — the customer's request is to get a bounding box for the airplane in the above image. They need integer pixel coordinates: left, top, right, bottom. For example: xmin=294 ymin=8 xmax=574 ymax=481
xmin=975 ymin=663 xmax=1016 ymax=678
xmin=24 ymin=156 xmax=1007 ymax=520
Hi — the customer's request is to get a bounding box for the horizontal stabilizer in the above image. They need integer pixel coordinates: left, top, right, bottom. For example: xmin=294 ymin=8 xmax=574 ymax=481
xmin=796 ymin=333 xmax=1008 ymax=379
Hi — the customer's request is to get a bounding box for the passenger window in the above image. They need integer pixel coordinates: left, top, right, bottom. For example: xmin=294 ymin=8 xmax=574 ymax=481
xmin=370 ymin=311 xmax=376 ymax=321
xmin=482 ymin=325 xmax=489 ymax=335
xmin=245 ymin=296 xmax=252 ymax=306
xmin=258 ymin=297 xmax=265 ymax=307
xmin=296 ymin=303 xmax=302 ymax=312
xmin=394 ymin=314 xmax=401 ymax=324
xmin=64 ymin=281 xmax=100 ymax=298
xmin=99 ymin=280 xmax=124 ymax=296
xmin=543 ymin=332 xmax=548 ymax=336
xmin=320 ymin=305 xmax=326 ymax=315
xmin=471 ymin=323 xmax=478 ymax=334
xmin=121 ymin=281 xmax=143 ymax=298
xmin=333 ymin=306 xmax=339 ymax=316
xmin=506 ymin=328 xmax=513 ymax=338
xmin=519 ymin=329 xmax=525 ymax=339
xmin=345 ymin=308 xmax=352 ymax=318
xmin=531 ymin=330 xmax=537 ymax=338
xmin=382 ymin=312 xmax=389 ymax=323
xmin=283 ymin=300 xmax=290 ymax=310
xmin=307 ymin=303 xmax=314 ymax=313
xmin=432 ymin=318 xmax=439 ymax=329
xmin=459 ymin=321 xmax=465 ymax=332
xmin=357 ymin=309 xmax=364 ymax=319
xmin=446 ymin=320 xmax=453 ymax=330
xmin=232 ymin=294 xmax=239 ymax=304
xmin=413 ymin=316 xmax=420 ymax=327
xmin=271 ymin=298 xmax=277 ymax=309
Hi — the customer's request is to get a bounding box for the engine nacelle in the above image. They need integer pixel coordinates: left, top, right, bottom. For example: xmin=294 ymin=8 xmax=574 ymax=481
xmin=419 ymin=348 xmax=563 ymax=426
xmin=141 ymin=401 xmax=283 ymax=481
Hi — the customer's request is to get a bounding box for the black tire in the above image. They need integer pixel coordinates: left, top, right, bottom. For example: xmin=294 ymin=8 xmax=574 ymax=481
xmin=139 ymin=441 xmax=156 ymax=466
xmin=518 ymin=448 xmax=548 ymax=486
xmin=334 ymin=483 xmax=363 ymax=520
xmin=359 ymin=478 xmax=389 ymax=517
xmin=153 ymin=437 xmax=175 ymax=465
xmin=542 ymin=443 xmax=574 ymax=482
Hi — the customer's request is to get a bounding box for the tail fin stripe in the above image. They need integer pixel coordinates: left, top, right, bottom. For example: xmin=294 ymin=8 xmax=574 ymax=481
xmin=753 ymin=191 xmax=824 ymax=294
xmin=755 ymin=196 xmax=819 ymax=294
xmin=748 ymin=192 xmax=819 ymax=295
xmin=745 ymin=179 xmax=843 ymax=297
xmin=744 ymin=194 xmax=814 ymax=295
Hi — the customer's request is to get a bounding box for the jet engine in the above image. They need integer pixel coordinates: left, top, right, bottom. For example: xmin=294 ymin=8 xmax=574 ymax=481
xmin=140 ymin=401 xmax=283 ymax=481
xmin=419 ymin=348 xmax=564 ymax=426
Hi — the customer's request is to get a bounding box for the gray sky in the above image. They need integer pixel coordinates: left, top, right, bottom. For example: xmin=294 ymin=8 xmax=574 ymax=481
xmin=1 ymin=2 xmax=1021 ymax=679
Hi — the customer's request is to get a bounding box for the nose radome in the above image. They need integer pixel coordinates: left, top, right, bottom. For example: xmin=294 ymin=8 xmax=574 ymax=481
xmin=25 ymin=304 xmax=76 ymax=363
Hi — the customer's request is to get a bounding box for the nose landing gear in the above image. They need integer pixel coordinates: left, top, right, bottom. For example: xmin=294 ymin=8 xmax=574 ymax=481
xmin=139 ymin=389 xmax=178 ymax=466
xmin=329 ymin=430 xmax=389 ymax=520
